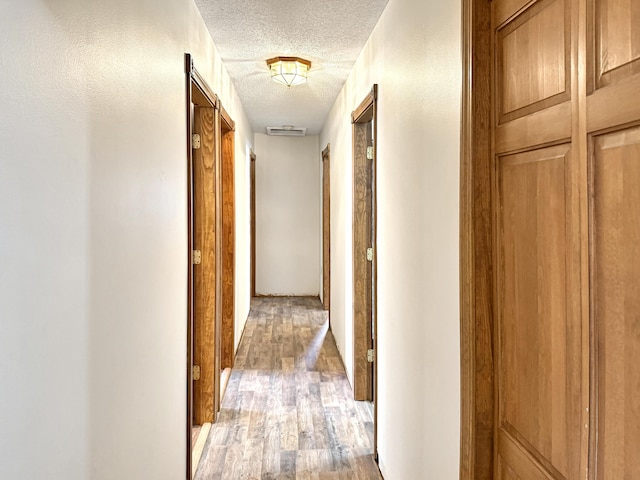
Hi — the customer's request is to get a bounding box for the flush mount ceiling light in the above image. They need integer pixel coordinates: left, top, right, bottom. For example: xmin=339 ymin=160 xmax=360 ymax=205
xmin=266 ymin=56 xmax=311 ymax=87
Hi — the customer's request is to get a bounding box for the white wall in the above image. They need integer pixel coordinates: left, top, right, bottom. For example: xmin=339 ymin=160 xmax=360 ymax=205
xmin=254 ymin=134 xmax=320 ymax=296
xmin=0 ymin=1 xmax=253 ymax=479
xmin=320 ymin=0 xmax=462 ymax=477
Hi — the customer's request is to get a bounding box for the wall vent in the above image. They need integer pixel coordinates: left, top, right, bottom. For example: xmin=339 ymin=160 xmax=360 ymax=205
xmin=266 ymin=126 xmax=307 ymax=137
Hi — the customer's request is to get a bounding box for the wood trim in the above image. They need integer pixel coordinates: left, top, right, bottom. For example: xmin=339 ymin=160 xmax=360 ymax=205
xmin=192 ymin=105 xmax=217 ymax=427
xmin=220 ymin=104 xmax=235 ymax=132
xmin=250 ymin=151 xmax=256 ymax=298
xmin=185 ymin=54 xmax=221 ymax=479
xmin=213 ymin=102 xmax=223 ymax=416
xmin=185 ymin=53 xmax=194 ymax=480
xmin=322 ymin=144 xmax=331 ymax=312
xmin=352 ymin=85 xmax=377 ymax=123
xmin=191 ymin=67 xmax=217 ymax=107
xmin=221 ymin=114 xmax=235 ymax=370
xmin=185 ymin=53 xmax=218 ymax=480
xmin=459 ymin=1 xmax=494 ymax=479
xmin=351 ymin=84 xmax=378 ymax=461
xmin=371 ymin=85 xmax=378 ymax=462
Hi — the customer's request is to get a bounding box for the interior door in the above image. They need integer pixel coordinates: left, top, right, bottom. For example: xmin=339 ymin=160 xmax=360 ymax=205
xmin=353 ymin=110 xmax=374 ymax=403
xmin=588 ymin=1 xmax=640 ymax=478
xmin=491 ymin=0 xmax=640 ymax=478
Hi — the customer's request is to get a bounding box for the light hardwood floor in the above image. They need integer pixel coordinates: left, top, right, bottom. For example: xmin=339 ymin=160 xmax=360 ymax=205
xmin=194 ymin=296 xmax=382 ymax=480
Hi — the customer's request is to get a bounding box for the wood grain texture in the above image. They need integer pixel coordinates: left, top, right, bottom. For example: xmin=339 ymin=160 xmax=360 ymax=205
xmin=322 ymin=145 xmax=331 ymax=312
xmin=193 ymin=106 xmax=218 ymax=425
xmin=587 ymin=3 xmax=640 ymax=478
xmin=193 ymin=297 xmax=381 ymax=480
xmin=186 ymin=55 xmax=218 ymax=480
xmin=497 ymin=145 xmax=572 ymax=479
xmin=492 ymin=0 xmax=586 ymax=478
xmin=221 ymin=124 xmax=235 ymax=370
xmin=464 ymin=0 xmax=640 ymax=478
xmin=213 ymin=100 xmax=223 ymax=417
xmin=591 ymin=126 xmax=640 ymax=480
xmin=497 ymin=0 xmax=569 ymax=122
xmin=594 ymin=0 xmax=640 ymax=88
xmin=460 ymin=1 xmax=495 ymax=478
xmin=352 ymin=116 xmax=373 ymax=403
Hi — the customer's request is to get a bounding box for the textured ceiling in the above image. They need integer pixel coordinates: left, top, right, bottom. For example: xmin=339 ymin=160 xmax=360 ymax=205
xmin=195 ymin=0 xmax=389 ymax=135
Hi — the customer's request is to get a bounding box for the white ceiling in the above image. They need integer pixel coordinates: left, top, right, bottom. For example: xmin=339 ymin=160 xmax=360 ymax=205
xmin=195 ymin=0 xmax=389 ymax=135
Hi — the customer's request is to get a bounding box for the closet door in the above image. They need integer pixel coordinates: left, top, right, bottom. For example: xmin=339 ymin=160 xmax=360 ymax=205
xmin=589 ymin=0 xmax=640 ymax=478
xmin=492 ymin=0 xmax=584 ymax=478
xmin=488 ymin=0 xmax=639 ymax=478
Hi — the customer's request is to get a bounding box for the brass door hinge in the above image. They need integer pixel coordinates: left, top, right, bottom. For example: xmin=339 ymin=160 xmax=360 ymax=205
xmin=366 ymin=146 xmax=374 ymax=160
xmin=192 ymin=250 xmax=202 ymax=265
xmin=366 ymin=248 xmax=374 ymax=261
xmin=367 ymin=349 xmax=374 ymax=363
xmin=192 ymin=365 xmax=201 ymax=380
xmin=192 ymin=134 xmax=201 ymax=149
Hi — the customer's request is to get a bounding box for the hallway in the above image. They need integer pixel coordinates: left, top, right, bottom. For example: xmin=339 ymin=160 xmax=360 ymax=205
xmin=194 ymin=297 xmax=382 ymax=479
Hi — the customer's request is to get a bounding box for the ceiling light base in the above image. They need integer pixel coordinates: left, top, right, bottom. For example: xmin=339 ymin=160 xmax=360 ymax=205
xmin=266 ymin=57 xmax=311 ymax=87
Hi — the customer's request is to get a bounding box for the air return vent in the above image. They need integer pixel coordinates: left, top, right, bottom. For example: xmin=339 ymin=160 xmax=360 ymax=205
xmin=266 ymin=125 xmax=307 ymax=137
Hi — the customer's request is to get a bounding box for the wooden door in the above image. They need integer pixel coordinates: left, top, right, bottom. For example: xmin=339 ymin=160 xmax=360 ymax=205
xmin=489 ymin=0 xmax=640 ymax=478
xmin=588 ymin=1 xmax=640 ymax=478
xmin=192 ymin=104 xmax=218 ymax=426
xmin=322 ymin=145 xmax=331 ymax=311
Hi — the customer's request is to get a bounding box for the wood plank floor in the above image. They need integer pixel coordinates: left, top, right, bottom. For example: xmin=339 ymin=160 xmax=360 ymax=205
xmin=194 ymin=296 xmax=382 ymax=480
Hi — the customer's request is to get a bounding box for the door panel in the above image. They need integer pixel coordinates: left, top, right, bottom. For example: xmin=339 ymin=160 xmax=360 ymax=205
xmin=493 ymin=0 xmax=583 ymax=478
xmin=467 ymin=0 xmax=640 ymax=477
xmin=497 ymin=0 xmax=569 ymax=122
xmin=595 ymin=0 xmax=640 ymax=88
xmin=352 ymin=118 xmax=373 ymax=401
xmin=497 ymin=145 xmax=570 ymax=479
xmin=591 ymin=126 xmax=640 ymax=480
xmin=193 ymin=106 xmax=218 ymax=424
xmin=588 ymin=1 xmax=640 ymax=475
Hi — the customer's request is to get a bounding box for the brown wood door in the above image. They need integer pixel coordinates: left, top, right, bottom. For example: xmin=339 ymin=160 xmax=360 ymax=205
xmin=192 ymin=105 xmax=219 ymax=426
xmin=353 ymin=115 xmax=374 ymax=403
xmin=491 ymin=0 xmax=640 ymax=478
xmin=588 ymin=1 xmax=640 ymax=478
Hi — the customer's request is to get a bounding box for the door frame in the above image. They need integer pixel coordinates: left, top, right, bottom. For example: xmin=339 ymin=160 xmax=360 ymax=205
xmin=322 ymin=144 xmax=331 ymax=312
xmin=185 ymin=54 xmax=222 ymax=479
xmin=220 ymin=105 xmax=236 ymax=370
xmin=459 ymin=1 xmax=498 ymax=478
xmin=250 ymin=151 xmax=256 ymax=298
xmin=352 ymin=84 xmax=378 ymax=458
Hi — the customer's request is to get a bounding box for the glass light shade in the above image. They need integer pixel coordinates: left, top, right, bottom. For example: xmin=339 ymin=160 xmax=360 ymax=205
xmin=266 ymin=57 xmax=311 ymax=87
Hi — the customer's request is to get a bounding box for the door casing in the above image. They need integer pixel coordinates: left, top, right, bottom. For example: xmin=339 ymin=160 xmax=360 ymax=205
xmin=220 ymin=105 xmax=236 ymax=370
xmin=250 ymin=151 xmax=256 ymax=298
xmin=352 ymin=84 xmax=378 ymax=459
xmin=186 ymin=53 xmax=221 ymax=479
xmin=322 ymin=144 xmax=331 ymax=312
